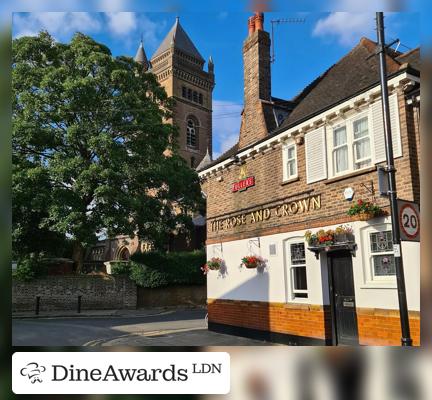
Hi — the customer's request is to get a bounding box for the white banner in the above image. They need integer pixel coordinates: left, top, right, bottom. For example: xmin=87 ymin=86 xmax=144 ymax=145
xmin=12 ymin=352 xmax=230 ymax=394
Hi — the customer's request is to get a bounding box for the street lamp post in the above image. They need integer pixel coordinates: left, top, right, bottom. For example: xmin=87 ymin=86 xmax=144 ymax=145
xmin=375 ymin=11 xmax=412 ymax=346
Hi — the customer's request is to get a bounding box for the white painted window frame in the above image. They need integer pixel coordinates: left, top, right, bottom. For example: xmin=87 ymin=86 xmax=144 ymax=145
xmin=283 ymin=237 xmax=309 ymax=302
xmin=359 ymin=223 xmax=397 ymax=288
xmin=327 ymin=110 xmax=373 ymax=178
xmin=282 ymin=140 xmax=298 ymax=182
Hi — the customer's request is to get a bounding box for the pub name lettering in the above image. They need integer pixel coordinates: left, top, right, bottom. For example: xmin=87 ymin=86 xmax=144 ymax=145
xmin=209 ymin=194 xmax=321 ymax=233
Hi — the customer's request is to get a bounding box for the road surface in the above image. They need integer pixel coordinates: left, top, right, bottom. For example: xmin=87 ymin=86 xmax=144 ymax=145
xmin=13 ymin=309 xmax=272 ymax=346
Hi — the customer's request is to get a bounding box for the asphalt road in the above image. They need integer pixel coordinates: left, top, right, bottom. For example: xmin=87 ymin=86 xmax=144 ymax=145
xmin=12 ymin=309 xmax=272 ymax=346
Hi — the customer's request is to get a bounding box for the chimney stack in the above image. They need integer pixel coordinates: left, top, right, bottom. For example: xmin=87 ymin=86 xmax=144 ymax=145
xmin=239 ymin=12 xmax=272 ymax=149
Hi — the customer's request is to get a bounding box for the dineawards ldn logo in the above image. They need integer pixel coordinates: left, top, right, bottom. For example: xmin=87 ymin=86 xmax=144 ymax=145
xmin=12 ymin=352 xmax=230 ymax=394
xmin=20 ymin=362 xmax=47 ymax=384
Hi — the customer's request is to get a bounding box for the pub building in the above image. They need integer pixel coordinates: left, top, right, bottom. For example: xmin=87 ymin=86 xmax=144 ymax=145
xmin=198 ymin=12 xmax=420 ymax=345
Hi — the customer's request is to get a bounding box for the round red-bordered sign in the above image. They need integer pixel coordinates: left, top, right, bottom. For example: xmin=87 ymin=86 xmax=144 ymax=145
xmin=399 ymin=203 xmax=420 ymax=240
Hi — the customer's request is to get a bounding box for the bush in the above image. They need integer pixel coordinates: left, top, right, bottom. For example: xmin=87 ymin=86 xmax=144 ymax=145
xmin=12 ymin=254 xmax=48 ymax=281
xmin=110 ymin=261 xmax=131 ymax=275
xmin=111 ymin=250 xmax=206 ymax=288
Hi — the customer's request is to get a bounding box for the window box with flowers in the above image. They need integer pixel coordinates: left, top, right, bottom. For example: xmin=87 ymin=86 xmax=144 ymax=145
xmin=240 ymin=255 xmax=267 ymax=270
xmin=305 ymin=226 xmax=356 ymax=259
xmin=347 ymin=199 xmax=386 ymax=221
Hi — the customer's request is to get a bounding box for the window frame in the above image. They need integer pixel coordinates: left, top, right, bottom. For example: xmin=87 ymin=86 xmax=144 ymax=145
xmin=327 ymin=111 xmax=373 ymax=178
xmin=282 ymin=141 xmax=298 ymax=182
xmin=284 ymin=238 xmax=309 ymax=301
xmin=360 ymin=223 xmax=397 ymax=287
xmin=186 ymin=116 xmax=199 ymax=149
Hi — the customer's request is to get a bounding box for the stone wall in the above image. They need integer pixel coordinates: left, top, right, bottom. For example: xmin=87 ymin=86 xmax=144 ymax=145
xmin=12 ymin=275 xmax=137 ymax=312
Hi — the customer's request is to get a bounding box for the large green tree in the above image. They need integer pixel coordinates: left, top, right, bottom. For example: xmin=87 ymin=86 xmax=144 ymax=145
xmin=12 ymin=32 xmax=204 ymax=271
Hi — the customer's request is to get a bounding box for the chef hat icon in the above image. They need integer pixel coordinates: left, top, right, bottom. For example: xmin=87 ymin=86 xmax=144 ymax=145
xmin=20 ymin=362 xmax=46 ymax=383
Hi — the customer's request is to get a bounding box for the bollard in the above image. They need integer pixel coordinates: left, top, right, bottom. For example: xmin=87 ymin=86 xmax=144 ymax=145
xmin=77 ymin=295 xmax=82 ymax=313
xmin=35 ymin=296 xmax=40 ymax=315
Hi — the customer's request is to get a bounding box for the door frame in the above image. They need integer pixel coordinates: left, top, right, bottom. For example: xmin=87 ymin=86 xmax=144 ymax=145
xmin=327 ymin=249 xmax=359 ymax=346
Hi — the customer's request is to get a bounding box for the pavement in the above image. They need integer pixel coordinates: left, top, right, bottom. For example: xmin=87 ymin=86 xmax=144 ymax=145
xmin=12 ymin=306 xmax=188 ymax=319
xmin=12 ymin=307 xmax=274 ymax=346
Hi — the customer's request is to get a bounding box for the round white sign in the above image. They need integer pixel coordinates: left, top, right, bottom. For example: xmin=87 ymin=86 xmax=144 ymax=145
xmin=400 ymin=204 xmax=419 ymax=239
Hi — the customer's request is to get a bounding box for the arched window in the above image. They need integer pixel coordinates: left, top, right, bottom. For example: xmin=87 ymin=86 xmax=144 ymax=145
xmin=199 ymin=93 xmax=203 ymax=104
xmin=193 ymin=91 xmax=198 ymax=103
xmin=186 ymin=117 xmax=198 ymax=148
xmin=187 ymin=88 xmax=192 ymax=100
xmin=182 ymin=86 xmax=187 ymax=98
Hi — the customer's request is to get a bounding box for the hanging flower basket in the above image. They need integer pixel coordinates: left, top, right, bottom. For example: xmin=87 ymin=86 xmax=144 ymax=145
xmin=201 ymin=257 xmax=224 ymax=275
xmin=347 ymin=199 xmax=385 ymax=221
xmin=240 ymin=255 xmax=266 ymax=269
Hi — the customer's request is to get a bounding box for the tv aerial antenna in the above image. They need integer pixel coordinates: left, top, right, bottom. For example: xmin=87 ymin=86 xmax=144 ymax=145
xmin=270 ymin=18 xmax=306 ymax=63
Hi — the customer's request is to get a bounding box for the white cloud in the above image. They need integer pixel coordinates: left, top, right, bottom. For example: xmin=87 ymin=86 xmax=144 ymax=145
xmin=313 ymin=12 xmax=375 ymax=46
xmin=105 ymin=12 xmax=137 ymax=36
xmin=13 ymin=12 xmax=101 ymax=39
xmin=212 ymin=100 xmax=242 ymax=159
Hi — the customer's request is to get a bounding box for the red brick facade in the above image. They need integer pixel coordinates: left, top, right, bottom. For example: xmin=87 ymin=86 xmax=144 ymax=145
xmin=202 ymin=89 xmax=419 ymax=244
xmin=208 ymin=299 xmax=420 ymax=346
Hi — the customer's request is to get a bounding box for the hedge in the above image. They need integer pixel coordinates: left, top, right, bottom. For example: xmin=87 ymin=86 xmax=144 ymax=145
xmin=111 ymin=250 xmax=206 ymax=288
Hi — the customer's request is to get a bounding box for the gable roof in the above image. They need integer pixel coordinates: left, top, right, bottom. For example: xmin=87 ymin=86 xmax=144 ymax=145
xmin=151 ymin=17 xmax=204 ymax=61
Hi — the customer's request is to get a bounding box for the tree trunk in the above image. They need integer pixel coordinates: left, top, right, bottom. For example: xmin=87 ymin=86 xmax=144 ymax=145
xmin=72 ymin=241 xmax=85 ymax=274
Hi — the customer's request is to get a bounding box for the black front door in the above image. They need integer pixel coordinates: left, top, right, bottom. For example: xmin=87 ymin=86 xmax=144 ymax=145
xmin=328 ymin=250 xmax=359 ymax=345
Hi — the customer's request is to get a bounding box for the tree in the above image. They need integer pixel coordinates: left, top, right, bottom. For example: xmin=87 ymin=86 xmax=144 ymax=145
xmin=12 ymin=32 xmax=204 ymax=271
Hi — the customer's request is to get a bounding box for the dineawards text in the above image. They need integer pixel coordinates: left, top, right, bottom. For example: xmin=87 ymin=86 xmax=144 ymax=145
xmin=52 ymin=364 xmax=189 ymax=382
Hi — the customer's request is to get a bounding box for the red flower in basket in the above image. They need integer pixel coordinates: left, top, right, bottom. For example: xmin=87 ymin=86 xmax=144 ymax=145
xmin=240 ymin=255 xmax=266 ymax=269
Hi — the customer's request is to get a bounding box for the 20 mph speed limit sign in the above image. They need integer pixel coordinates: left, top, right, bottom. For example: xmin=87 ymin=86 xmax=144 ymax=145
xmin=398 ymin=200 xmax=420 ymax=242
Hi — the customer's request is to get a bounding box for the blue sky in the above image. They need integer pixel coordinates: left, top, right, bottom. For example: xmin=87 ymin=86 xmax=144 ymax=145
xmin=11 ymin=11 xmax=419 ymax=158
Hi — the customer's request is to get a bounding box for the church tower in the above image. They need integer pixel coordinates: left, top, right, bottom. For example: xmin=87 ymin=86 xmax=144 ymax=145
xmin=141 ymin=17 xmax=215 ymax=168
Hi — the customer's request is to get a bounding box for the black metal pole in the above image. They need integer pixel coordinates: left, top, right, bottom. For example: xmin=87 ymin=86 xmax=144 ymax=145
xmin=77 ymin=295 xmax=82 ymax=314
xmin=376 ymin=12 xmax=412 ymax=346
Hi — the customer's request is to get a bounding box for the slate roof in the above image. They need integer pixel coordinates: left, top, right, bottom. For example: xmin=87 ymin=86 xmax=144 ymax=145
xmin=134 ymin=41 xmax=150 ymax=69
xmin=199 ymin=37 xmax=420 ymax=173
xmin=196 ymin=148 xmax=213 ymax=171
xmin=151 ymin=17 xmax=204 ymax=61
xmin=278 ymin=37 xmax=417 ymax=130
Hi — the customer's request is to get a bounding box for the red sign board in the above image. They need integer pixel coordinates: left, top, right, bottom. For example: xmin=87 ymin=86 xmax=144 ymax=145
xmin=232 ymin=176 xmax=255 ymax=192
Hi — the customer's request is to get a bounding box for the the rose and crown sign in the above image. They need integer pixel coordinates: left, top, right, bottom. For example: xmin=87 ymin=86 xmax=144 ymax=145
xmin=209 ymin=194 xmax=322 ymax=233
xmin=232 ymin=165 xmax=255 ymax=192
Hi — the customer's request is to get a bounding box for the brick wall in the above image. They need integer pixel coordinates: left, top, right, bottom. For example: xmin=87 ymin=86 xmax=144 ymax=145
xmin=208 ymin=298 xmax=331 ymax=340
xmin=357 ymin=307 xmax=420 ymax=346
xmin=12 ymin=275 xmax=137 ymax=312
xmin=202 ymin=89 xmax=420 ymax=245
xmin=208 ymin=299 xmax=420 ymax=346
xmin=138 ymin=285 xmax=206 ymax=308
xmin=239 ymin=28 xmax=273 ymax=149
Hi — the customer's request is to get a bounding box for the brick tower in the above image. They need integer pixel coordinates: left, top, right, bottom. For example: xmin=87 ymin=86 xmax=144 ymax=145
xmin=141 ymin=17 xmax=215 ymax=168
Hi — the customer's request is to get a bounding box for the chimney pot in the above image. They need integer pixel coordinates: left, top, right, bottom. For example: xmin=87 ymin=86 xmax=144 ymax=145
xmin=248 ymin=16 xmax=256 ymax=36
xmin=254 ymin=12 xmax=264 ymax=31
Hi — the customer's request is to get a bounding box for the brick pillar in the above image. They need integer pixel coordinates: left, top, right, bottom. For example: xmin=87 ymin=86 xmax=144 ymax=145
xmin=239 ymin=13 xmax=272 ymax=149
